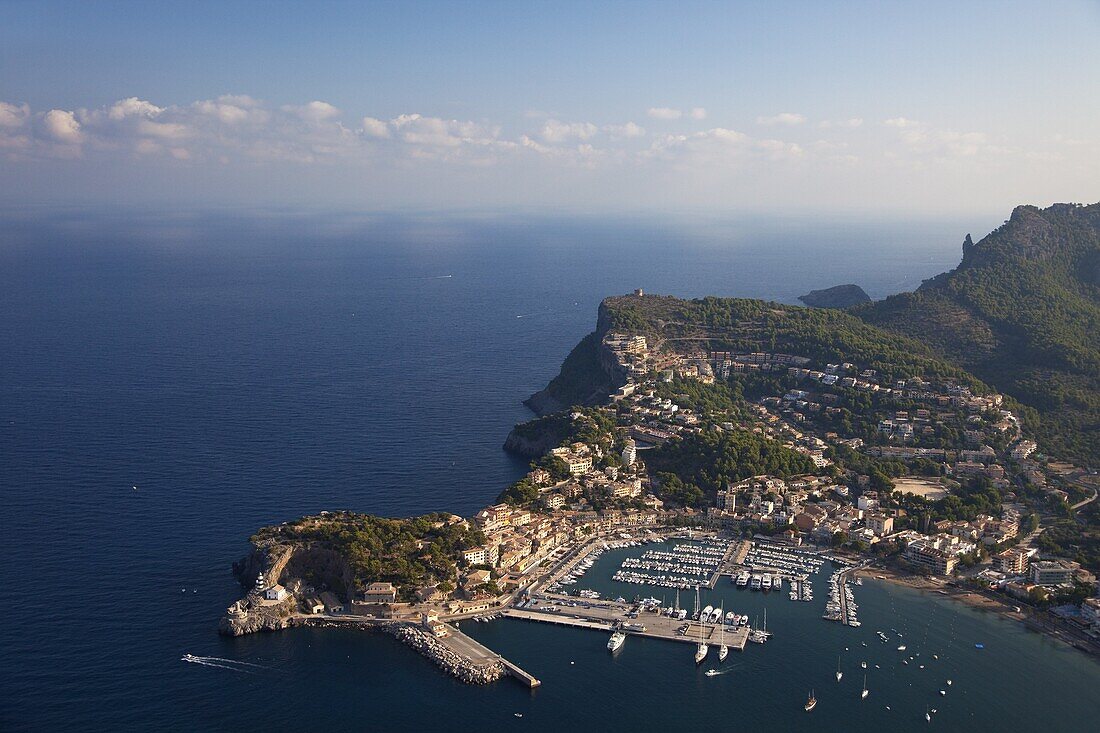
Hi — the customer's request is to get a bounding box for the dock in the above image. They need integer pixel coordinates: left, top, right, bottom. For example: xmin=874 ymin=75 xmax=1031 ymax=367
xmin=439 ymin=624 xmax=542 ymax=688
xmin=503 ymin=607 xmax=749 ymax=651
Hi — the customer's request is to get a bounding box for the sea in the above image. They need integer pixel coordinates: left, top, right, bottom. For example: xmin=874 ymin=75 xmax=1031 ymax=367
xmin=2 ymin=209 xmax=1096 ymax=731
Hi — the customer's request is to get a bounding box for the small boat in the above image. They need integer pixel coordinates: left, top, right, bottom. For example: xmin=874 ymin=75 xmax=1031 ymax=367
xmin=861 ymin=661 xmax=867 ymax=669
xmin=804 ymin=690 xmax=817 ymax=712
xmin=898 ymin=645 xmax=907 ymax=651
xmin=974 ymin=643 xmax=984 ymax=649
xmin=932 ymin=654 xmax=938 ymax=660
xmin=939 ymin=690 xmax=946 ymax=696
xmin=607 ymin=631 xmax=626 ymax=652
xmin=946 ymin=680 xmax=952 ymax=686
xmin=861 ymin=674 xmax=868 ymax=699
xmin=836 ymin=654 xmax=843 ymax=682
xmin=514 ymin=713 xmax=523 ymax=718
xmin=926 ymin=709 xmax=931 ymax=722
xmin=704 ymin=668 xmax=720 ymax=677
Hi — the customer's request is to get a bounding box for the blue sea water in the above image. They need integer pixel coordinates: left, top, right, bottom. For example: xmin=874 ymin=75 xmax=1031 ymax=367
xmin=2 ymin=209 xmax=1095 ymax=731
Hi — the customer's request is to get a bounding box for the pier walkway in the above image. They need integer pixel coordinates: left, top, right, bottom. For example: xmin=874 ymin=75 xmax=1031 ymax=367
xmin=504 ymin=606 xmax=749 ymax=651
xmin=440 ymin=624 xmax=542 ymax=688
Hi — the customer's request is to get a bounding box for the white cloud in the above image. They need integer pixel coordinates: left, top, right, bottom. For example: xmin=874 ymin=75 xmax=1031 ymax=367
xmin=689 ymin=107 xmax=707 ymax=120
xmin=757 ymin=112 xmax=806 ymax=126
xmin=819 ymin=117 xmax=863 ymax=129
xmin=540 ymin=119 xmax=599 ymax=143
xmin=0 ymin=101 xmax=30 ymax=128
xmin=192 ymin=98 xmax=259 ymax=125
xmin=361 ymin=116 xmax=391 ymax=138
xmin=286 ymin=100 xmax=341 ymax=122
xmin=135 ymin=119 xmax=191 ymax=140
xmin=647 ymin=107 xmax=682 ymax=120
xmin=884 ymin=117 xmax=920 ymax=128
xmin=602 ymin=121 xmax=646 ymax=139
xmin=108 ymin=98 xmax=164 ymax=120
xmin=42 ymin=109 xmax=83 ymax=143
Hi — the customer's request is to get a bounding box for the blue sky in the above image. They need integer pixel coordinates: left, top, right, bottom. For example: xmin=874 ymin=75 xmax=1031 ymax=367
xmin=1 ymin=0 xmax=1098 ymax=214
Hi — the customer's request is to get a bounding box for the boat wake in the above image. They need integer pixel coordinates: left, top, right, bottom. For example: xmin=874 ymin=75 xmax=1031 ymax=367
xmin=181 ymin=654 xmax=268 ymax=673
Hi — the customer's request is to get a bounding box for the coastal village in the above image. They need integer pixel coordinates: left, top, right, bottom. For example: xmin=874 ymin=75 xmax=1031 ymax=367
xmin=222 ymin=292 xmax=1100 ymax=687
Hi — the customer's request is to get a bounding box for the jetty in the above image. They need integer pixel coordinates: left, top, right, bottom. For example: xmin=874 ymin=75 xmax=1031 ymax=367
xmin=504 ymin=606 xmax=749 ymax=651
xmin=439 ymin=623 xmax=541 ymax=688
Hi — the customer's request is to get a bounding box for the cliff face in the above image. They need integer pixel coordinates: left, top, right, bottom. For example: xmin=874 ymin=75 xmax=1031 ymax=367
xmin=522 ymin=330 xmax=615 ymax=415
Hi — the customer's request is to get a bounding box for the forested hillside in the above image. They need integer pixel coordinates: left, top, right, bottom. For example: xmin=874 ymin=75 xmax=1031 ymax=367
xmin=856 ymin=203 xmax=1100 ymax=462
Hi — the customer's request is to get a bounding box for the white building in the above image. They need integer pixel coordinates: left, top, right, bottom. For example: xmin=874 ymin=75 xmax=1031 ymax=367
xmin=1030 ymin=560 xmax=1077 ymax=586
xmin=264 ymin=584 xmax=288 ymax=601
xmin=621 ymin=440 xmax=637 ymax=467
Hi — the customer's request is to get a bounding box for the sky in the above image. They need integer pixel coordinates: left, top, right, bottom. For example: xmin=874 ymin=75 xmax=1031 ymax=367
xmin=1 ymin=0 xmax=1098 ymax=216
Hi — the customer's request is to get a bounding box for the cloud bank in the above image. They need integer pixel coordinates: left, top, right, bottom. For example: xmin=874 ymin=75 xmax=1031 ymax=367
xmin=0 ymin=94 xmax=1093 ymax=212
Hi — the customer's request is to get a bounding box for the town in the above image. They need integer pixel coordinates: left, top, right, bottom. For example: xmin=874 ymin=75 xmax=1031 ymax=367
xmin=222 ymin=299 xmax=1100 ymax=684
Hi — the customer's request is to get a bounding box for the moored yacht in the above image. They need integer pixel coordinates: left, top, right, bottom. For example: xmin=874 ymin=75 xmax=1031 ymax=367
xmin=736 ymin=571 xmax=750 ymax=587
xmin=607 ymin=631 xmax=626 ymax=652
xmin=717 ymin=607 xmax=728 ymax=662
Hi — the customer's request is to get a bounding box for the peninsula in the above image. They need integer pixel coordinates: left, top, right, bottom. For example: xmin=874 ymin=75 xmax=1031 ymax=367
xmin=222 ymin=203 xmax=1100 ymax=684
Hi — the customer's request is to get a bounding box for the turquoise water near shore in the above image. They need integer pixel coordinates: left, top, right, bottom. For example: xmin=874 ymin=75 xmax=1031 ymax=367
xmin=2 ymin=211 xmax=1096 ymax=730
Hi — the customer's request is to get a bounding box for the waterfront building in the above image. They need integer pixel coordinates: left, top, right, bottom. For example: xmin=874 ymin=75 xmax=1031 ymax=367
xmin=362 ymin=582 xmax=397 ymax=604
xmin=904 ymin=540 xmax=958 ymax=575
xmin=1082 ymin=598 xmax=1100 ymax=629
xmin=319 ymin=591 xmax=344 ymax=613
xmin=1030 ymin=560 xmax=1078 ymax=587
xmin=995 ymin=548 xmax=1035 ymax=575
xmin=264 ymin=584 xmax=288 ymax=601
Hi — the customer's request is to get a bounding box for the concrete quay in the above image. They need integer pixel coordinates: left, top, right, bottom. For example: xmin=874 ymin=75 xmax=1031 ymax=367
xmin=438 ymin=623 xmax=541 ymax=688
xmin=504 ymin=605 xmax=749 ymax=651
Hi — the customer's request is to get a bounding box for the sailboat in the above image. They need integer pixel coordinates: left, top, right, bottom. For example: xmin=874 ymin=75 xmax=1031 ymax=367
xmin=804 ymin=690 xmax=817 ymax=712
xmin=717 ymin=606 xmax=728 ymax=662
xmin=836 ymin=654 xmax=843 ymax=682
xmin=861 ymin=674 xmax=868 ymax=699
xmin=694 ymin=587 xmax=708 ymax=665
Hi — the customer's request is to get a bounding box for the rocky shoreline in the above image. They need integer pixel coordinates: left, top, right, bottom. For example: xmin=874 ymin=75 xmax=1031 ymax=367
xmin=219 ymin=604 xmax=504 ymax=684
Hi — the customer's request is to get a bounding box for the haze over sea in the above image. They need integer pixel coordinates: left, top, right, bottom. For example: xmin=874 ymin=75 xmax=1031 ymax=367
xmin=3 ymin=211 xmax=1095 ymax=731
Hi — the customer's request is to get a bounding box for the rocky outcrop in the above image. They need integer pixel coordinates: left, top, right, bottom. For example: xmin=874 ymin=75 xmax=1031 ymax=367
xmin=218 ymin=602 xmax=304 ymax=636
xmin=503 ymin=428 xmax=557 ymax=458
xmin=798 ymin=284 xmax=871 ymax=309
